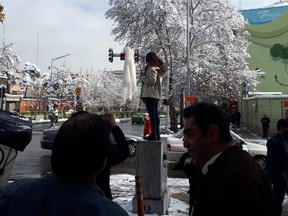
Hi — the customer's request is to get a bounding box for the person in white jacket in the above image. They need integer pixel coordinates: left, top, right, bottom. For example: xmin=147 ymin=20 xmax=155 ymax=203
xmin=139 ymin=52 xmax=166 ymax=140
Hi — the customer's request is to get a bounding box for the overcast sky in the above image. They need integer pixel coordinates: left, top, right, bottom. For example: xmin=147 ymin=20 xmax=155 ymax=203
xmin=0 ymin=0 xmax=281 ymax=73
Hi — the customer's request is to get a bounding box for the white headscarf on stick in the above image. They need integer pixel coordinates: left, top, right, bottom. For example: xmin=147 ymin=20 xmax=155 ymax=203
xmin=122 ymin=46 xmax=137 ymax=104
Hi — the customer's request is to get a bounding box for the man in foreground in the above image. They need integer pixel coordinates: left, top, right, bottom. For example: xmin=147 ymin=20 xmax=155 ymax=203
xmin=183 ymin=102 xmax=275 ymax=216
xmin=0 ymin=111 xmax=128 ymax=216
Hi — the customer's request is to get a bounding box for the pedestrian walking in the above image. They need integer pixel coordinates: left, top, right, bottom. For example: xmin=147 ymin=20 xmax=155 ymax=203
xmin=49 ymin=104 xmax=59 ymax=128
xmin=266 ymin=119 xmax=288 ymax=216
xmin=234 ymin=110 xmax=241 ymax=127
xmin=261 ymin=114 xmax=271 ymax=139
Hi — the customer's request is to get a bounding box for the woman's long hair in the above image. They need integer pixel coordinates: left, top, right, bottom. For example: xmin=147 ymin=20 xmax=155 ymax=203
xmin=145 ymin=52 xmax=166 ymax=73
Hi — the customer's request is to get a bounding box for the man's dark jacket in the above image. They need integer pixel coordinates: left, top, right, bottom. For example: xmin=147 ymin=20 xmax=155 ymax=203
xmin=96 ymin=125 xmax=130 ymax=199
xmin=266 ymin=133 xmax=288 ymax=182
xmin=192 ymin=145 xmax=276 ymax=216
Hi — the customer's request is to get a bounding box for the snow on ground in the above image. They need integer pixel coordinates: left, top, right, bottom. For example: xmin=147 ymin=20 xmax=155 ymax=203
xmin=110 ymin=174 xmax=190 ymax=216
xmin=111 ymin=174 xmax=288 ymax=216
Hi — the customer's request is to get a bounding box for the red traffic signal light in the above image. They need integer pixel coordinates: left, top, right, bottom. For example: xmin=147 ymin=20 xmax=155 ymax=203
xmin=120 ymin=52 xmax=125 ymax=60
xmin=108 ymin=48 xmax=113 ymax=62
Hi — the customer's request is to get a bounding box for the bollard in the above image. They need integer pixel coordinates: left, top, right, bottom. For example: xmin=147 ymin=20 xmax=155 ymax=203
xmin=135 ymin=175 xmax=144 ymax=216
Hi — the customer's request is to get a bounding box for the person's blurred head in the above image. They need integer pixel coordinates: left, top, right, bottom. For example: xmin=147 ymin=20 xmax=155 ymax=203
xmin=51 ymin=111 xmax=111 ymax=178
xmin=143 ymin=113 xmax=149 ymax=118
xmin=276 ymin=119 xmax=288 ymax=137
xmin=182 ymin=102 xmax=232 ymax=167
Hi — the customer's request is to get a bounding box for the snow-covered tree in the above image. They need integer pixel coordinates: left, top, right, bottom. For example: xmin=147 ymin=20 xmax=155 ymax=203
xmin=42 ymin=66 xmax=127 ymax=112
xmin=0 ymin=42 xmax=21 ymax=85
xmin=184 ymin=0 xmax=262 ymax=103
xmin=106 ymin=0 xmax=262 ymax=130
xmin=20 ymin=61 xmax=41 ymax=96
xmin=106 ymin=0 xmax=187 ymax=130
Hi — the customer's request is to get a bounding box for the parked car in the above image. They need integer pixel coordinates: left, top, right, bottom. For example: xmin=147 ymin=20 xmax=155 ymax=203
xmin=131 ymin=112 xmax=148 ymax=124
xmin=40 ymin=126 xmax=142 ymax=157
xmin=166 ymin=128 xmax=267 ymax=170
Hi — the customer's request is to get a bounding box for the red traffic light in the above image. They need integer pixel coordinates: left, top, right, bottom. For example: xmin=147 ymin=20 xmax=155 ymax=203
xmin=120 ymin=52 xmax=125 ymax=60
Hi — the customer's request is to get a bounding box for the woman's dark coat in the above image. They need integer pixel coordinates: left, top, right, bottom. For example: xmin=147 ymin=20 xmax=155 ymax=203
xmin=95 ymin=125 xmax=130 ymax=199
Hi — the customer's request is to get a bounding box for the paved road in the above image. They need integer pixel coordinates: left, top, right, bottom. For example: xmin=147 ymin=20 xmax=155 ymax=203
xmin=8 ymin=121 xmax=288 ymax=215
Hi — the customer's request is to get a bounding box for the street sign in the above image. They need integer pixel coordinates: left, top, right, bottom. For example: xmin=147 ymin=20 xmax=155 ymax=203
xmin=185 ymin=96 xmax=197 ymax=102
xmin=283 ymin=101 xmax=288 ymax=108
xmin=75 ymin=86 xmax=81 ymax=96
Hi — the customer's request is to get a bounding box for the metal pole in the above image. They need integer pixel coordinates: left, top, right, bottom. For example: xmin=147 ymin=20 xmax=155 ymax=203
xmin=186 ymin=0 xmax=190 ymax=101
xmin=47 ymin=54 xmax=70 ymax=111
xmin=165 ymin=62 xmax=170 ymax=132
xmin=0 ymin=86 xmax=3 ymax=110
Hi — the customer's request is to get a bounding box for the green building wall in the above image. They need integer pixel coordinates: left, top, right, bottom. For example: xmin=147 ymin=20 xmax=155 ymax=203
xmin=243 ymin=7 xmax=288 ymax=94
xmin=238 ymin=6 xmax=288 ymax=136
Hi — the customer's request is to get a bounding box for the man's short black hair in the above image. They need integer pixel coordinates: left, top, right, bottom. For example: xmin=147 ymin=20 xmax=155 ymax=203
xmin=276 ymin=119 xmax=288 ymax=131
xmin=51 ymin=111 xmax=111 ymax=178
xmin=183 ymin=102 xmax=232 ymax=143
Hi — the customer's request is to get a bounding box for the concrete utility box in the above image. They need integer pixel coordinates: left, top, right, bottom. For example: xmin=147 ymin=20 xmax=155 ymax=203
xmin=132 ymin=139 xmax=170 ymax=215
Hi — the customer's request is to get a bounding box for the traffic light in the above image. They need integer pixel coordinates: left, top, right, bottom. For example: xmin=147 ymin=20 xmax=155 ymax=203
xmin=108 ymin=48 xmax=113 ymax=62
xmin=120 ymin=52 xmax=125 ymax=60
xmin=134 ymin=49 xmax=139 ymax=63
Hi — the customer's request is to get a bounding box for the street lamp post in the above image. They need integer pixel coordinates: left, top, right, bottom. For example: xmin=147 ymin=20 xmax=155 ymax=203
xmin=186 ymin=0 xmax=191 ymax=106
xmin=46 ymin=53 xmax=70 ymax=113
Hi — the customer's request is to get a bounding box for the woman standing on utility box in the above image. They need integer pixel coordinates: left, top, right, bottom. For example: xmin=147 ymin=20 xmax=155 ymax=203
xmin=139 ymin=52 xmax=166 ymax=141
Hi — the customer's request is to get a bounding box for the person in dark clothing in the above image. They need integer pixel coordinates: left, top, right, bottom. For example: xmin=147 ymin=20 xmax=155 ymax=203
xmin=261 ymin=114 xmax=271 ymax=139
xmin=175 ymin=152 xmax=202 ymax=215
xmin=234 ymin=110 xmax=241 ymax=127
xmin=0 ymin=111 xmax=129 ymax=216
xmin=182 ymin=102 xmax=276 ymax=216
xmin=96 ymin=113 xmax=130 ymax=199
xmin=266 ymin=119 xmax=288 ymax=216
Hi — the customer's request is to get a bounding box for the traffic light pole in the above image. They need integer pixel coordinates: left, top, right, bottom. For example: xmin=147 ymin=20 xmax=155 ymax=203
xmin=46 ymin=54 xmax=70 ymax=115
xmin=108 ymin=48 xmax=140 ymax=63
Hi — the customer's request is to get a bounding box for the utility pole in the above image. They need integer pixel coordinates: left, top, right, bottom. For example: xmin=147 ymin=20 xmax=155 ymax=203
xmin=186 ymin=0 xmax=190 ymax=105
xmin=46 ymin=54 xmax=70 ymax=114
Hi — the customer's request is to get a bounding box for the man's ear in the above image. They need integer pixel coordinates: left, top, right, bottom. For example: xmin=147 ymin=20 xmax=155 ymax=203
xmin=207 ymin=124 xmax=219 ymax=142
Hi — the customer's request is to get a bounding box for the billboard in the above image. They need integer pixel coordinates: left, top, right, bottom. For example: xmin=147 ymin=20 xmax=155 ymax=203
xmin=241 ymin=5 xmax=288 ymax=93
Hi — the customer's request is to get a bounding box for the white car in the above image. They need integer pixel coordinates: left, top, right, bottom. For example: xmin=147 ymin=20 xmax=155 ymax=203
xmin=166 ymin=128 xmax=267 ymax=170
